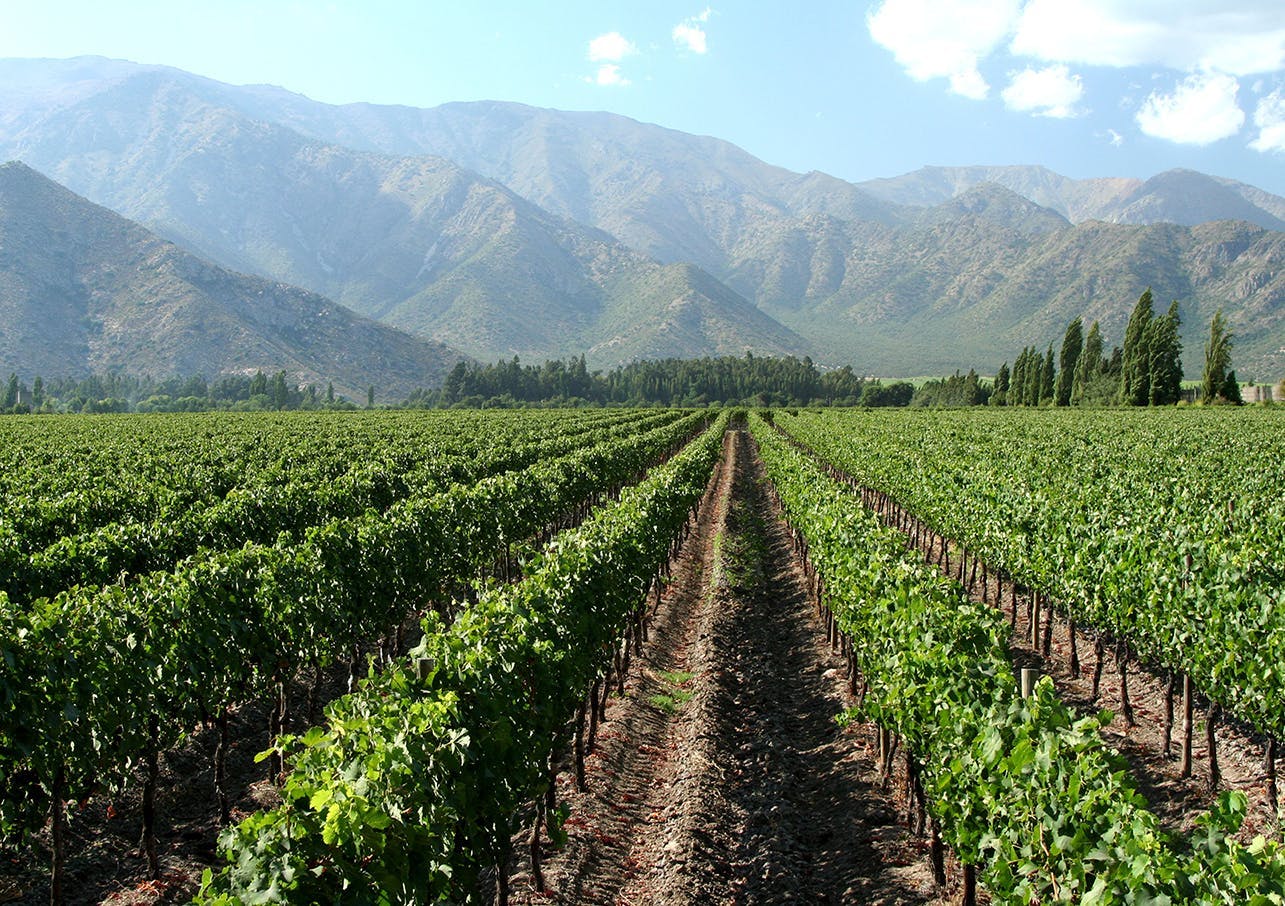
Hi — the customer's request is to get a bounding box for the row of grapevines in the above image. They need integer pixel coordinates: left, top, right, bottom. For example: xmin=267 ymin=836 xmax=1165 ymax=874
xmin=0 ymin=411 xmax=707 ymax=893
xmin=1 ymin=409 xmax=686 ymax=602
xmin=775 ymin=407 xmax=1285 ymax=746
xmin=194 ymin=413 xmax=729 ymax=902
xmin=751 ymin=412 xmax=1285 ymax=903
xmin=0 ymin=408 xmax=650 ymax=555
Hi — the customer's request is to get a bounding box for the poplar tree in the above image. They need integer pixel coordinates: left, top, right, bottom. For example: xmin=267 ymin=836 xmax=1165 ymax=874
xmin=1012 ymin=349 xmax=1028 ymax=406
xmin=1120 ymin=289 xmax=1154 ymax=405
xmin=1072 ymin=321 xmax=1103 ymax=405
xmin=993 ymin=362 xmax=1010 ymax=405
xmin=1040 ymin=343 xmax=1056 ymax=404
xmin=1055 ymin=317 xmax=1083 ymax=406
xmin=1025 ymin=348 xmax=1042 ymax=406
xmin=1201 ymin=309 xmax=1233 ymax=404
xmin=1147 ymin=300 xmax=1182 ymax=405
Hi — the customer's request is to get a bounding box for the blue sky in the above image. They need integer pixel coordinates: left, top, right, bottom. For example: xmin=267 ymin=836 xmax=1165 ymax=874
xmin=2 ymin=1 xmax=1283 ymax=194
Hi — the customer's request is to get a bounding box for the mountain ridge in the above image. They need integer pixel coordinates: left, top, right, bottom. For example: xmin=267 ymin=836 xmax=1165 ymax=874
xmin=1 ymin=56 xmax=1283 ymax=380
xmin=0 ymin=160 xmax=466 ymax=397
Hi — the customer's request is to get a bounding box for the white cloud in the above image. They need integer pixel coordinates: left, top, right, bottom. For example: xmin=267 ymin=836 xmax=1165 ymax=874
xmin=591 ymin=64 xmax=630 ymax=87
xmin=1107 ymin=128 xmax=1125 ymax=146
xmin=1136 ymin=71 xmax=1245 ymax=144
xmin=1250 ymin=90 xmax=1285 ymax=151
xmin=673 ymin=23 xmax=707 ymax=54
xmin=1012 ymin=0 xmax=1285 ymax=77
xmin=1001 ymin=64 xmax=1084 ymax=117
xmin=867 ymin=0 xmax=1023 ymax=100
xmin=674 ymin=9 xmax=712 ymax=54
xmin=588 ymin=31 xmax=637 ymax=63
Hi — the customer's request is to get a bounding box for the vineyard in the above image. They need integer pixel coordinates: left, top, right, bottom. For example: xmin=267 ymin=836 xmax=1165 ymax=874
xmin=2 ymin=407 xmax=1285 ymax=903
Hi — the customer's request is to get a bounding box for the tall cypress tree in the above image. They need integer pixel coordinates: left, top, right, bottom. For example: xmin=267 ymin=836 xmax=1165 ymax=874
xmin=1040 ymin=343 xmax=1056 ymax=404
xmin=1025 ymin=348 xmax=1042 ymax=406
xmin=994 ymin=362 xmax=1010 ymax=405
xmin=1055 ymin=317 xmax=1083 ymax=406
xmin=1072 ymin=320 xmax=1103 ymax=405
xmin=1147 ymin=300 xmax=1183 ymax=405
xmin=1120 ymin=289 xmax=1154 ymax=405
xmin=1201 ymin=309 xmax=1234 ymax=403
xmin=1012 ymin=349 xmax=1028 ymax=406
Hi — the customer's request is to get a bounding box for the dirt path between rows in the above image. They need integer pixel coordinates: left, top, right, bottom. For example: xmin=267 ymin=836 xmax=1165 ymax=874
xmin=513 ymin=429 xmax=945 ymax=905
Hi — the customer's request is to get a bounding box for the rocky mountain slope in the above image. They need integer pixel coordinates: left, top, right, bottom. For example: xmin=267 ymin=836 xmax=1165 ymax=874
xmin=2 ymin=56 xmax=1283 ymax=378
xmin=0 ymin=60 xmax=804 ymax=367
xmin=0 ymin=161 xmax=465 ymax=397
xmin=857 ymin=165 xmax=1285 ymax=231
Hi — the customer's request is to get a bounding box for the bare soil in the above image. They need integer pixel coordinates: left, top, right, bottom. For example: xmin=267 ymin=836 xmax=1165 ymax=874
xmin=512 ymin=429 xmax=949 ymax=905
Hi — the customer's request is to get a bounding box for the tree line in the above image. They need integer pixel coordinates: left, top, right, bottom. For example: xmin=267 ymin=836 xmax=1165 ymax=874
xmin=994 ymin=289 xmax=1251 ymax=407
xmin=0 ymin=297 xmax=1271 ymax=414
xmin=0 ymin=371 xmax=359 ymax=414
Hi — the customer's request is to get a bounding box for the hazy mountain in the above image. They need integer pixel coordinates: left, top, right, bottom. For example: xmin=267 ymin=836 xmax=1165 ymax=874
xmin=0 ymin=58 xmax=907 ymax=276
xmin=0 ymin=161 xmax=465 ymax=397
xmin=857 ymin=165 xmax=1285 ymax=232
xmin=750 ymin=209 xmax=1285 ymax=378
xmin=1 ymin=56 xmax=1282 ymax=380
xmin=0 ymin=59 xmax=805 ymax=366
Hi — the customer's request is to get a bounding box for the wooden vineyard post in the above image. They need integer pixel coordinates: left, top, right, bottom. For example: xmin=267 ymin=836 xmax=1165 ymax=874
xmin=1091 ymin=639 xmax=1105 ymax=701
xmin=574 ymin=699 xmax=588 ymax=791
xmin=1267 ymin=738 xmax=1280 ymax=827
xmin=1042 ymin=597 xmax=1054 ymax=657
xmin=1029 ymin=592 xmax=1040 ymax=647
xmin=1162 ymin=674 xmax=1174 ymax=756
xmin=587 ymin=678 xmax=601 ymax=752
xmin=1117 ymin=644 xmax=1135 ymax=728
xmin=1179 ymin=673 xmax=1194 ymax=778
xmin=961 ymin=863 xmax=977 ymax=906
xmin=529 ymin=801 xmax=545 ymax=892
xmin=1067 ymin=619 xmax=1080 ymax=678
xmin=929 ymin=816 xmax=947 ymax=889
xmin=215 ymin=704 xmax=232 ymax=825
xmin=1206 ymin=702 xmax=1221 ymax=793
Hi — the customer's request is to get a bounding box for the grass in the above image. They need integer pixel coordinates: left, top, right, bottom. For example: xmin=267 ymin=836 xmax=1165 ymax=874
xmin=649 ymin=669 xmax=696 ymax=714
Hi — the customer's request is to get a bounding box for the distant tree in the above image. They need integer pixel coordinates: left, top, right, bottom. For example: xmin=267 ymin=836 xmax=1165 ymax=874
xmin=1146 ymin=300 xmax=1182 ymax=405
xmin=2 ymin=373 xmax=16 ymax=409
xmin=1025 ymin=348 xmax=1043 ymax=406
xmin=250 ymin=370 xmax=268 ymax=397
xmin=1056 ymin=318 xmax=1083 ymax=406
xmin=1201 ymin=309 xmax=1234 ymax=404
xmin=31 ymin=375 xmax=43 ymax=407
xmin=1221 ymin=370 xmax=1243 ymax=405
xmin=326 ymin=382 xmax=335 ymax=404
xmin=860 ymin=380 xmax=914 ymax=407
xmin=269 ymin=371 xmax=290 ymax=409
xmin=1120 ymin=289 xmax=1154 ymax=405
xmin=1071 ymin=321 xmax=1103 ymax=405
xmin=367 ymin=385 xmax=375 ymax=408
xmin=1010 ymin=350 xmax=1027 ymax=406
xmin=993 ymin=362 xmax=1010 ymax=405
xmin=1040 ymin=343 xmax=1056 ymax=404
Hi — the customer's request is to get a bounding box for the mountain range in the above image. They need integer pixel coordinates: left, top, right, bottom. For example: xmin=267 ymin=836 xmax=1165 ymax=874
xmin=0 ymin=161 xmax=461 ymax=399
xmin=1 ymin=56 xmax=1283 ymax=383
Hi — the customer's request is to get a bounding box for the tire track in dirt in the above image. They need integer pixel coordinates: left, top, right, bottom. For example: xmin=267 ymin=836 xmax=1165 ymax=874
xmin=516 ymin=428 xmax=941 ymax=905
